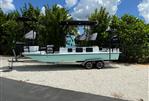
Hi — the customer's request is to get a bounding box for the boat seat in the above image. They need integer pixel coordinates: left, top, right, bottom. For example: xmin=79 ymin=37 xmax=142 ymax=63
xmin=24 ymin=46 xmax=39 ymax=52
xmin=46 ymin=45 xmax=54 ymax=53
xmin=23 ymin=46 xmax=29 ymax=52
xmin=39 ymin=46 xmax=47 ymax=51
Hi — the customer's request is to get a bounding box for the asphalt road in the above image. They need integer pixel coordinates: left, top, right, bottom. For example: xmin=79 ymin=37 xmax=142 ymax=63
xmin=0 ymin=77 xmax=128 ymax=101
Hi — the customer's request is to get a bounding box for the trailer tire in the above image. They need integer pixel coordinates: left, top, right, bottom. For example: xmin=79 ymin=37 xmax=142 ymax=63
xmin=84 ymin=61 xmax=93 ymax=69
xmin=96 ymin=61 xmax=104 ymax=69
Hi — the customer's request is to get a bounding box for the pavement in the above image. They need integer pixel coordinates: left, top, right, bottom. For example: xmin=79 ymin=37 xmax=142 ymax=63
xmin=0 ymin=77 xmax=128 ymax=101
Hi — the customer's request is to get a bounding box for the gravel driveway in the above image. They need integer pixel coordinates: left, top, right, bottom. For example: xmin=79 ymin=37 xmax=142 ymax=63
xmin=0 ymin=56 xmax=149 ymax=101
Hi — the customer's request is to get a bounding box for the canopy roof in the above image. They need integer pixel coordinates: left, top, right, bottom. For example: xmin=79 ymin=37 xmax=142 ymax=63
xmin=60 ymin=20 xmax=97 ymax=26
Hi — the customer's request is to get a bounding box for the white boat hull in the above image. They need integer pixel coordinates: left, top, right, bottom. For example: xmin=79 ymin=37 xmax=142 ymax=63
xmin=23 ymin=52 xmax=120 ymax=62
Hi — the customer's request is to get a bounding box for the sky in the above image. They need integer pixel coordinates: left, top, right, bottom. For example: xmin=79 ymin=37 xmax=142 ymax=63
xmin=0 ymin=0 xmax=149 ymax=23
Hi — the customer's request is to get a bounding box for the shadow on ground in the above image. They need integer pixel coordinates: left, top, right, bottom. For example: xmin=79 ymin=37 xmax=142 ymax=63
xmin=0 ymin=77 xmax=128 ymax=101
xmin=1 ymin=63 xmax=119 ymax=72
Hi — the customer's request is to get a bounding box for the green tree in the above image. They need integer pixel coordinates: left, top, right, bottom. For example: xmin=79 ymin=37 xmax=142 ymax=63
xmin=38 ymin=5 xmax=72 ymax=49
xmin=110 ymin=14 xmax=149 ymax=63
xmin=89 ymin=7 xmax=111 ymax=47
xmin=0 ymin=9 xmax=7 ymax=53
xmin=1 ymin=11 xmax=21 ymax=54
xmin=21 ymin=3 xmax=40 ymax=34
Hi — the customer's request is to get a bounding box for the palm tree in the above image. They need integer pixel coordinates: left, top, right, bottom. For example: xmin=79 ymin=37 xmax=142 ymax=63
xmin=89 ymin=7 xmax=111 ymax=47
xmin=38 ymin=4 xmax=72 ymax=49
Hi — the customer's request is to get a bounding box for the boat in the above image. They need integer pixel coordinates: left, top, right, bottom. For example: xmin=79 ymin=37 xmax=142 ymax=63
xmin=11 ymin=20 xmax=121 ymax=69
xmin=22 ymin=45 xmax=120 ymax=69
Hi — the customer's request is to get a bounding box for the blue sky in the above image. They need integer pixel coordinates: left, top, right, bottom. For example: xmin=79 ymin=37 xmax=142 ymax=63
xmin=117 ymin=0 xmax=140 ymax=17
xmin=13 ymin=0 xmax=65 ymax=10
xmin=13 ymin=0 xmax=141 ymax=17
xmin=0 ymin=0 xmax=149 ymax=23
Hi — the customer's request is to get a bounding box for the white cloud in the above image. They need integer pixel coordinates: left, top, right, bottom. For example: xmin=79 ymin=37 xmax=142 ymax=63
xmin=65 ymin=0 xmax=121 ymax=20
xmin=56 ymin=4 xmax=63 ymax=8
xmin=40 ymin=4 xmax=64 ymax=16
xmin=138 ymin=0 xmax=149 ymax=23
xmin=0 ymin=0 xmax=15 ymax=13
xmin=65 ymin=0 xmax=78 ymax=8
xmin=40 ymin=6 xmax=46 ymax=16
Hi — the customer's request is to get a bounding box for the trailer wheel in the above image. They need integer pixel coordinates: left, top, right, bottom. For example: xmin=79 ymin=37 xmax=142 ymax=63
xmin=96 ymin=61 xmax=104 ymax=69
xmin=84 ymin=61 xmax=93 ymax=69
